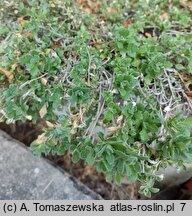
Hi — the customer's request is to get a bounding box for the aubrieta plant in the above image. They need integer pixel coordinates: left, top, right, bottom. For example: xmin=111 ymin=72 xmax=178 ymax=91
xmin=0 ymin=0 xmax=192 ymax=198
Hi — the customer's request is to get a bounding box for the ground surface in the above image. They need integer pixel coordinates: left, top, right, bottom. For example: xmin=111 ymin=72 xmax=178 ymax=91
xmin=0 ymin=130 xmax=101 ymax=200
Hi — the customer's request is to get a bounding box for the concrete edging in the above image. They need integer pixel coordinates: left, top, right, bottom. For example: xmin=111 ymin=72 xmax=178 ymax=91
xmin=0 ymin=130 xmax=102 ymax=200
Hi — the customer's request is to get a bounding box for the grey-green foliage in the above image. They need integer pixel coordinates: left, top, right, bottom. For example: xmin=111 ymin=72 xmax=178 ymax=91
xmin=0 ymin=0 xmax=192 ymax=198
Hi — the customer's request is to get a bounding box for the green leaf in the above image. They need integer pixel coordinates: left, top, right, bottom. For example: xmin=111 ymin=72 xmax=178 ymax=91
xmin=115 ymin=172 xmax=122 ymax=185
xmin=144 ymin=189 xmax=151 ymax=198
xmin=103 ymin=111 xmax=113 ymax=123
xmin=176 ymin=64 xmax=185 ymax=70
xmin=182 ymin=117 xmax=192 ymax=129
xmin=96 ymin=161 xmax=108 ymax=172
xmin=105 ymin=153 xmax=115 ymax=164
xmin=80 ymin=148 xmax=90 ymax=159
xmin=105 ymin=174 xmax=113 ymax=183
xmin=86 ymin=153 xmax=95 ymax=165
xmin=140 ymin=129 xmax=149 ymax=142
xmin=144 ymin=75 xmax=152 ymax=84
xmin=150 ymin=187 xmax=160 ymax=193
xmin=57 ymin=145 xmax=66 ymax=155
xmin=67 ymin=87 xmax=90 ymax=104
xmin=127 ymin=165 xmax=138 ymax=181
xmin=72 ymin=150 xmax=80 ymax=163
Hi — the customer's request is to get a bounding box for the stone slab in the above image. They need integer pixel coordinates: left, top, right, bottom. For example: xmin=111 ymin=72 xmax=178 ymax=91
xmin=0 ymin=130 xmax=102 ymax=200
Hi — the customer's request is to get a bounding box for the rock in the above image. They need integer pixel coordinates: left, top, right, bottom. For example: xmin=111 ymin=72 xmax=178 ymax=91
xmin=156 ymin=165 xmax=192 ymax=188
xmin=0 ymin=130 xmax=102 ymax=200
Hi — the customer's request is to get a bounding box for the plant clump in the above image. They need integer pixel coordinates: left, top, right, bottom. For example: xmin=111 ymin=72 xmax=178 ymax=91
xmin=0 ymin=0 xmax=192 ymax=197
